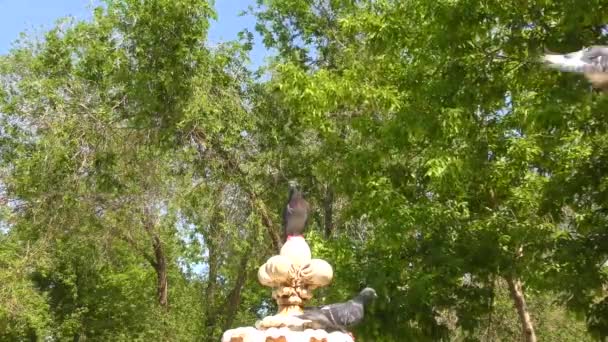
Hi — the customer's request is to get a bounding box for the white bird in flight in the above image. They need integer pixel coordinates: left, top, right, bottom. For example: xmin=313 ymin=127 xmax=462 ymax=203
xmin=542 ymin=45 xmax=608 ymax=91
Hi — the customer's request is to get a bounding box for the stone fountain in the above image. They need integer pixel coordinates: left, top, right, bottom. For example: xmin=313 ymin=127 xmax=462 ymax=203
xmin=221 ymin=236 xmax=354 ymax=342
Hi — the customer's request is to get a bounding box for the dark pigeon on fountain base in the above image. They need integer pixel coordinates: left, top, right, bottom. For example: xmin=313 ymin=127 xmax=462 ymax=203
xmin=296 ymin=287 xmax=378 ymax=336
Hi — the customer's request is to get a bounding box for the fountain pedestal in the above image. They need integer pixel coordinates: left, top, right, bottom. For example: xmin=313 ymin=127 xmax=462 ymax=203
xmin=222 ymin=237 xmax=354 ymax=342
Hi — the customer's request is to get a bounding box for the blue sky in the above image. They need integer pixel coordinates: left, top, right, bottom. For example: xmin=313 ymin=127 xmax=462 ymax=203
xmin=0 ymin=0 xmax=269 ymax=69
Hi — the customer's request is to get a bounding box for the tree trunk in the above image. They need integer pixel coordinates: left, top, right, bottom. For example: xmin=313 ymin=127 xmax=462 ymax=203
xmin=506 ymin=276 xmax=536 ymax=342
xmin=485 ymin=276 xmax=495 ymax=341
xmin=141 ymin=207 xmax=169 ymax=308
xmin=204 ymin=239 xmax=219 ymax=305
xmin=222 ymin=251 xmax=250 ymax=331
xmin=323 ymin=184 xmax=334 ymax=238
xmin=203 ymin=214 xmax=221 ymax=331
xmin=251 ymin=195 xmax=282 ymax=251
xmin=152 ymin=235 xmax=168 ymax=308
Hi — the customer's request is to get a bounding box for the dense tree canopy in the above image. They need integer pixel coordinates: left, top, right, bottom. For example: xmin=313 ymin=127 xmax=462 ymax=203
xmin=0 ymin=0 xmax=607 ymax=341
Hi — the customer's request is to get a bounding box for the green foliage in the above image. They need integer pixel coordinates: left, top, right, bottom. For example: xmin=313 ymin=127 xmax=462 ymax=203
xmin=0 ymin=0 xmax=262 ymax=340
xmin=252 ymin=0 xmax=608 ymax=340
xmin=0 ymin=0 xmax=607 ymax=340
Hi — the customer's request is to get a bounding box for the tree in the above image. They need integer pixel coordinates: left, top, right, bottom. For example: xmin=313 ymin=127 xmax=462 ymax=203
xmin=252 ymin=0 xmax=608 ymax=340
xmin=0 ymin=0 xmax=273 ymax=339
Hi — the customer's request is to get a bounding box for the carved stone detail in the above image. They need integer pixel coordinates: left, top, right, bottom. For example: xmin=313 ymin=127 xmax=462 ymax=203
xmin=257 ymin=236 xmax=333 ymax=324
xmin=222 ymin=235 xmax=339 ymax=341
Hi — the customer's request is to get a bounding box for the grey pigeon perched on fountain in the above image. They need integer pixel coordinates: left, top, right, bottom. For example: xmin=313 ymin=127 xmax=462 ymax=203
xmin=282 ymin=180 xmax=310 ymax=242
xmin=296 ymin=287 xmax=378 ymax=334
xmin=542 ymin=45 xmax=608 ymax=91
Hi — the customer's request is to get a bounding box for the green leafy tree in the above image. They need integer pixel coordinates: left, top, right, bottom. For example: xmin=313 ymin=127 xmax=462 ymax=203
xmin=0 ymin=0 xmax=274 ymax=340
xmin=252 ymin=0 xmax=608 ymax=340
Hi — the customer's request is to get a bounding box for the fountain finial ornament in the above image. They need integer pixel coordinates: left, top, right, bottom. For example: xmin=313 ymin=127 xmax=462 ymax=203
xmin=221 ymin=236 xmax=350 ymax=341
xmin=222 ymin=185 xmax=355 ymax=342
xmin=257 ymin=236 xmax=334 ymax=320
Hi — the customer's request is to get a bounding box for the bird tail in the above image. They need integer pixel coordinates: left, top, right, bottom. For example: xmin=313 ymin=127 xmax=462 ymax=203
xmin=296 ymin=312 xmax=346 ymax=332
xmin=295 ymin=312 xmax=318 ymax=321
xmin=294 ymin=312 xmax=321 ymax=329
xmin=544 ymin=47 xmax=559 ymax=55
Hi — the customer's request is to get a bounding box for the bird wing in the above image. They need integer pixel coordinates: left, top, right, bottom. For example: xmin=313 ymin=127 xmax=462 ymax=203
xmin=297 ymin=310 xmax=344 ymax=331
xmin=543 ymin=51 xmax=595 ymax=73
xmin=282 ymin=204 xmax=288 ymax=229
xmin=283 ymin=193 xmax=309 ymax=236
xmin=543 ymin=47 xmax=608 ymax=74
xmin=581 ymin=47 xmax=608 ymax=72
xmin=319 ymin=300 xmax=364 ymax=327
